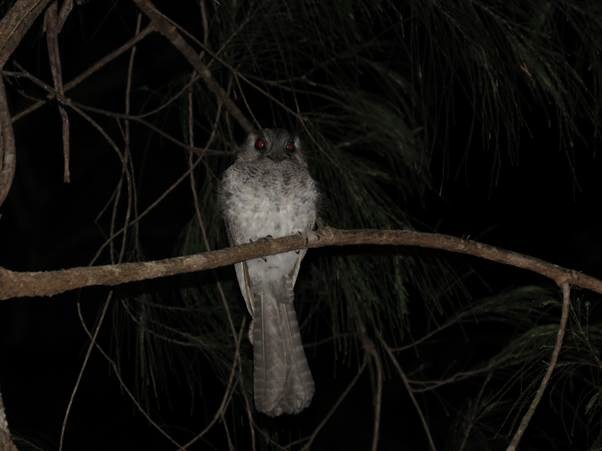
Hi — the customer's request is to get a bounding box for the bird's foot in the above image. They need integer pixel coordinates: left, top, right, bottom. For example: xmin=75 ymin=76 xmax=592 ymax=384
xmin=295 ymin=231 xmax=306 ymax=254
xmin=250 ymin=236 xmax=273 ymax=262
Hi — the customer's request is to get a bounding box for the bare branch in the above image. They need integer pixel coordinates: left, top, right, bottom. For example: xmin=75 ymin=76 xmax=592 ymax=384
xmin=1 ymin=228 xmax=601 ymax=301
xmin=379 ymin=334 xmax=438 ymax=451
xmin=131 ymin=0 xmax=256 ymax=134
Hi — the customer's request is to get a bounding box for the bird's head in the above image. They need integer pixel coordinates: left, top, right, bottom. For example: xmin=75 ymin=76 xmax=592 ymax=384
xmin=238 ymin=128 xmax=306 ymax=165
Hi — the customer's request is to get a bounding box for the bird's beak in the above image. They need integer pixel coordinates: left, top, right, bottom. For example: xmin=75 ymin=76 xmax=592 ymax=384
xmin=267 ymin=151 xmax=287 ymax=162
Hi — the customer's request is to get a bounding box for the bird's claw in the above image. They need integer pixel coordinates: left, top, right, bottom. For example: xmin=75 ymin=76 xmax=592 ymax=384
xmin=295 ymin=231 xmax=305 ymax=254
xmin=250 ymin=236 xmax=273 ymax=261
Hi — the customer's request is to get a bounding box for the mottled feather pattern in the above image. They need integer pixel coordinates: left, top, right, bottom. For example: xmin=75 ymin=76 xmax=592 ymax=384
xmin=219 ymin=129 xmax=318 ymax=416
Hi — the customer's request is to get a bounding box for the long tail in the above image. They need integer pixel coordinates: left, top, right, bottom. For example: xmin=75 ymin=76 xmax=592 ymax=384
xmin=252 ymin=282 xmax=314 ymax=416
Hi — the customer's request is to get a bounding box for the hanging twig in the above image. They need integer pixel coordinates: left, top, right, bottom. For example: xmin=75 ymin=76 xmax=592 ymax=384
xmin=299 ymin=358 xmax=369 ymax=451
xmin=356 ymin=319 xmax=383 ymax=451
xmin=379 ymin=334 xmax=438 ymax=451
xmin=44 ymin=1 xmax=72 ymax=182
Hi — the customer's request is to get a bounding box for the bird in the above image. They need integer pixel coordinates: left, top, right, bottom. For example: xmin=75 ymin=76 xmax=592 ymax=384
xmin=219 ymin=128 xmax=318 ymax=416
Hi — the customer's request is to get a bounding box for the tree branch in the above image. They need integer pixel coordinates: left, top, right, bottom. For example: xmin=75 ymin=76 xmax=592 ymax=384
xmin=44 ymin=1 xmax=71 ymax=183
xmin=130 ymin=0 xmax=255 ymax=134
xmin=1 ymin=228 xmax=601 ymax=301
xmin=0 ymin=76 xmax=16 ymax=207
xmin=1 ymin=0 xmax=54 ymax=208
xmin=0 ymin=0 xmax=53 ymax=68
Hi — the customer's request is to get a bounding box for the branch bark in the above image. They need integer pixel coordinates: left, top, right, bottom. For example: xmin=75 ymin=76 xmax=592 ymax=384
xmin=1 ymin=228 xmax=601 ymax=301
xmin=0 ymin=76 xmax=16 ymax=208
xmin=1 ymin=0 xmax=53 ymax=208
xmin=130 ymin=0 xmax=255 ymax=134
xmin=0 ymin=0 xmax=53 ymax=68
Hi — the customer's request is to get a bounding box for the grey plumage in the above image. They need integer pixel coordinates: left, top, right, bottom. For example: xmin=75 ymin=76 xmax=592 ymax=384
xmin=219 ymin=128 xmax=318 ymax=416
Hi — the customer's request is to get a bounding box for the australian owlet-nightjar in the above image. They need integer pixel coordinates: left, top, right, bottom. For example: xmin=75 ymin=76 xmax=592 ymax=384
xmin=219 ymin=128 xmax=318 ymax=416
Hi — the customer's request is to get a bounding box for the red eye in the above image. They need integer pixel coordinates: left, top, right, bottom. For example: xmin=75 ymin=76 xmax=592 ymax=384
xmin=254 ymin=137 xmax=266 ymax=150
xmin=285 ymin=141 xmax=295 ymax=152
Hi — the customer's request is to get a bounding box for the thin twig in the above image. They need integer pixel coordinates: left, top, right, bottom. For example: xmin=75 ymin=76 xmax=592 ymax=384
xmin=356 ymin=319 xmax=383 ymax=451
xmin=1 ymin=229 xmax=602 ymax=301
xmin=506 ymin=283 xmax=571 ymax=451
xmin=298 ymin=358 xmax=369 ymax=451
xmin=59 ymin=292 xmax=113 ymax=450
xmin=11 ymin=25 xmax=153 ymax=123
xmin=44 ymin=1 xmax=71 ymax=182
xmin=178 ymin=319 xmax=246 ymax=450
xmin=179 ymin=73 xmax=244 ymax=450
xmin=379 ymin=334 xmax=438 ymax=451
xmin=75 ymin=294 xmax=183 ymax=448
xmin=59 ymin=20 xmax=141 ymax=444
xmin=130 ymin=0 xmax=255 ymax=133
xmin=8 ymin=65 xmax=224 ymax=157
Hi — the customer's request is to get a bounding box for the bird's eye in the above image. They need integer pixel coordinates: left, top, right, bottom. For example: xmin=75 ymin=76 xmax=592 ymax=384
xmin=254 ymin=137 xmax=266 ymax=151
xmin=285 ymin=141 xmax=295 ymax=152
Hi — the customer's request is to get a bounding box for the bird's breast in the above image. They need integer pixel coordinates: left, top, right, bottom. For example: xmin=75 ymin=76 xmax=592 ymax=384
xmin=222 ymin=164 xmax=318 ymax=243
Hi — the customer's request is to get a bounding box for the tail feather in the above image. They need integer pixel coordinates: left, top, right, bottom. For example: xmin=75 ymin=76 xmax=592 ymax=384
xmin=252 ymin=283 xmax=314 ymax=416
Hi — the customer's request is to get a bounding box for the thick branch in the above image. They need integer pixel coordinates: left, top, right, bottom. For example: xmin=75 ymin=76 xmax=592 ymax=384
xmin=131 ymin=0 xmax=255 ymax=134
xmin=0 ymin=0 xmax=53 ymax=68
xmin=1 ymin=0 xmax=53 ymax=208
xmin=1 ymin=228 xmax=602 ymax=301
xmin=0 ymin=77 xmax=16 ymax=207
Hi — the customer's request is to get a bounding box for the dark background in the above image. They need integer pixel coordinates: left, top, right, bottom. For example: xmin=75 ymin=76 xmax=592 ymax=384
xmin=2 ymin=1 xmax=602 ymax=450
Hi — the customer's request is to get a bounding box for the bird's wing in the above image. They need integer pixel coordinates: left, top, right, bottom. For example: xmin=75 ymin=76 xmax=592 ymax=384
xmin=234 ymin=261 xmax=254 ymax=317
xmin=288 ymin=218 xmax=315 ymax=288
xmin=224 ymin=219 xmax=255 ymax=317
xmin=288 ymin=249 xmax=307 ymax=288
